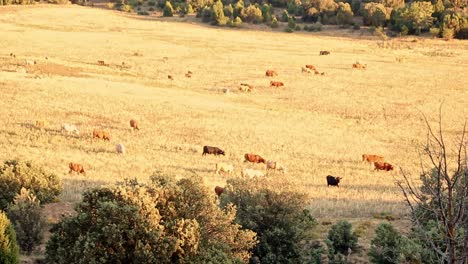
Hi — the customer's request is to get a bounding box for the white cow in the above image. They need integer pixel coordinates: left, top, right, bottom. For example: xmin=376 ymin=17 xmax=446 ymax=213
xmin=242 ymin=168 xmax=264 ymax=178
xmin=62 ymin=123 xmax=80 ymax=135
xmin=216 ymin=162 xmax=234 ymax=175
xmin=116 ymin=143 xmax=126 ymax=155
xmin=266 ymin=160 xmax=287 ymax=174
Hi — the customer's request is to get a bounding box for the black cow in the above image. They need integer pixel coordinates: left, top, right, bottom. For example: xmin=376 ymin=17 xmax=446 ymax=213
xmin=202 ymin=146 xmax=225 ymax=156
xmin=320 ymin=51 xmax=330 ymax=55
xmin=326 ymin=175 xmax=342 ymax=187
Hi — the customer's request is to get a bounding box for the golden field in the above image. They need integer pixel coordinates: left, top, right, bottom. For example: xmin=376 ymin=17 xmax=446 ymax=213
xmin=0 ymin=3 xmax=467 ymax=233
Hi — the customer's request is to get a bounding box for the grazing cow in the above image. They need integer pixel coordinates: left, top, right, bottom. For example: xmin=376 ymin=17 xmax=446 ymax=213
xmin=214 ymin=186 xmax=225 ymax=196
xmin=35 ymin=120 xmax=45 ymax=129
xmin=239 ymin=83 xmax=253 ymax=92
xmin=265 ymin=70 xmax=277 ymax=77
xmin=352 ymin=62 xmax=366 ymax=69
xmin=216 ymin=162 xmax=234 ymax=175
xmin=266 ymin=160 xmax=287 ymax=173
xmin=244 ymin=153 xmax=266 ymax=164
xmin=93 ymin=129 xmax=110 ymax=141
xmin=130 ymin=119 xmax=139 ymax=131
xmin=62 ymin=123 xmax=80 ymax=135
xmin=374 ymin=162 xmax=394 ymax=171
xmin=305 ymin=65 xmax=317 ymax=71
xmin=185 ymin=72 xmax=192 ymax=78
xmin=168 ymin=75 xmax=174 ymax=80
xmin=202 ymin=146 xmax=225 ymax=156
xmin=116 ymin=143 xmax=126 ymax=154
xmin=320 ymin=51 xmax=330 ymax=55
xmin=69 ymin=162 xmax=86 ymax=176
xmin=97 ymin=60 xmax=105 ymax=66
xmin=362 ymin=154 xmax=384 ymax=163
xmin=326 ymin=175 xmax=342 ymax=187
xmin=242 ymin=168 xmax=265 ymax=178
xmin=302 ymin=67 xmax=313 ymax=73
xmin=25 ymin=59 xmax=36 ymax=65
xmin=222 ymin=88 xmax=230 ymax=94
xmin=270 ymin=81 xmax=284 ymax=87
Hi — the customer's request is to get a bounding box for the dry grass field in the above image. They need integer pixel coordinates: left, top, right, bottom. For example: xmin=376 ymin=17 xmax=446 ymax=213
xmin=0 ymin=4 xmax=467 ymax=260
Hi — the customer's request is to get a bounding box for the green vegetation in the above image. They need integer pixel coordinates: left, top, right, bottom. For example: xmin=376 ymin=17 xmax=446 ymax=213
xmin=326 ymin=220 xmax=359 ymax=262
xmin=0 ymin=211 xmax=19 ymax=264
xmin=163 ymin=1 xmax=174 ymax=16
xmin=0 ymin=160 xmax=61 ymax=211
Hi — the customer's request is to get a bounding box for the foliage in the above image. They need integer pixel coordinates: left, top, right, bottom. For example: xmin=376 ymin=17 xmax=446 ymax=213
xmin=224 ymin=4 xmax=234 ymax=18
xmin=390 ymin=1 xmax=435 ymax=35
xmin=229 ymin=16 xmax=243 ymax=27
xmin=429 ymin=26 xmax=441 ymax=37
xmin=326 ymin=220 xmax=358 ymax=256
xmin=240 ymin=5 xmax=263 ymax=24
xmin=336 ymin=2 xmax=354 ymax=25
xmin=6 ymin=188 xmax=46 ymax=255
xmin=368 ymin=222 xmax=402 ymax=264
xmin=163 ymin=1 xmax=174 ymax=16
xmin=271 ymin=16 xmax=279 ymax=27
xmin=0 ymin=211 xmax=19 ymax=264
xmin=440 ymin=9 xmax=468 ymax=39
xmin=362 ymin=3 xmax=389 ymax=27
xmin=220 ymin=177 xmax=318 ymax=263
xmin=212 ymin=0 xmax=228 ymax=25
xmin=261 ymin=3 xmax=274 ymax=24
xmin=288 ymin=16 xmax=297 ymax=29
xmin=46 ymin=174 xmax=257 ymax=264
xmin=282 ymin=9 xmax=290 ymax=22
xmin=233 ymin=0 xmax=244 ymax=18
xmin=200 ymin=5 xmax=212 ymax=22
xmin=0 ymin=160 xmax=62 ymax=211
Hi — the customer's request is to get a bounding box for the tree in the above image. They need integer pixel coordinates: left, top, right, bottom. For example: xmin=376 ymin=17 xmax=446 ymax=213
xmin=368 ymin=222 xmax=403 ymax=264
xmin=163 ymin=1 xmax=174 ymax=16
xmin=326 ymin=220 xmax=358 ymax=257
xmin=336 ymin=2 xmax=354 ymax=26
xmin=362 ymin=3 xmax=389 ymax=27
xmin=212 ymin=0 xmax=228 ymax=25
xmin=391 ymin=2 xmax=435 ymax=34
xmin=0 ymin=211 xmax=19 ymax=264
xmin=397 ymin=110 xmax=468 ymax=264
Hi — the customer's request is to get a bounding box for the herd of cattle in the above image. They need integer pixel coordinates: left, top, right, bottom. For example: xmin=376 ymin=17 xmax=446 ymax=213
xmin=203 ymin=145 xmax=394 ymax=196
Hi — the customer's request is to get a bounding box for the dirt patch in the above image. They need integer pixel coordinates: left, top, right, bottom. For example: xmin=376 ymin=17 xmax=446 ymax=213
xmin=0 ymin=56 xmax=83 ymax=77
xmin=42 ymin=202 xmax=76 ymax=224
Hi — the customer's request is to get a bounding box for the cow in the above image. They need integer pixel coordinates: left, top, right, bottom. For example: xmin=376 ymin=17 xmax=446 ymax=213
xmin=319 ymin=51 xmax=330 ymax=55
xmin=374 ymin=162 xmax=394 ymax=171
xmin=242 ymin=168 xmax=265 ymax=178
xmin=270 ymin=81 xmax=284 ymax=87
xmin=326 ymin=175 xmax=342 ymax=187
xmin=185 ymin=72 xmax=192 ymax=78
xmin=239 ymin=84 xmax=253 ymax=92
xmin=266 ymin=160 xmax=287 ymax=173
xmin=93 ymin=129 xmax=110 ymax=141
xmin=116 ymin=143 xmax=126 ymax=155
xmin=130 ymin=119 xmax=139 ymax=131
xmin=202 ymin=146 xmax=225 ymax=156
xmin=168 ymin=75 xmax=174 ymax=80
xmin=97 ymin=60 xmax=106 ymax=66
xmin=302 ymin=67 xmax=313 ymax=73
xmin=216 ymin=162 xmax=234 ymax=175
xmin=244 ymin=153 xmax=266 ymax=164
xmin=62 ymin=123 xmax=80 ymax=135
xmin=362 ymin=154 xmax=384 ymax=163
xmin=352 ymin=62 xmax=366 ymax=69
xmin=214 ymin=186 xmax=225 ymax=196
xmin=265 ymin=70 xmax=277 ymax=77
xmin=222 ymin=88 xmax=230 ymax=94
xmin=69 ymin=162 xmax=86 ymax=176
xmin=35 ymin=120 xmax=45 ymax=130
xmin=305 ymin=65 xmax=317 ymax=71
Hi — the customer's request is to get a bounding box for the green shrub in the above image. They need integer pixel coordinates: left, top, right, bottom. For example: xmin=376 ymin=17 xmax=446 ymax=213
xmin=429 ymin=27 xmax=440 ymax=37
xmin=368 ymin=222 xmax=402 ymax=264
xmin=163 ymin=1 xmax=174 ymax=16
xmin=261 ymin=3 xmax=273 ymax=24
xmin=0 ymin=160 xmax=61 ymax=211
xmin=326 ymin=220 xmax=358 ymax=256
xmin=201 ymin=5 xmax=212 ymax=22
xmin=233 ymin=0 xmax=244 ymax=18
xmin=6 ymin=188 xmax=45 ymax=255
xmin=271 ymin=16 xmax=279 ymax=28
xmin=119 ymin=4 xmax=133 ymax=11
xmin=362 ymin=3 xmax=388 ymax=27
xmin=220 ymin=177 xmax=318 ymax=263
xmin=229 ymin=16 xmax=243 ymax=27
xmin=147 ymin=0 xmax=155 ymax=6
xmin=281 ymin=9 xmax=290 ymax=22
xmin=295 ymin=24 xmax=301 ymax=30
xmin=224 ymin=3 xmax=234 ymax=18
xmin=309 ymin=22 xmax=323 ymax=31
xmin=212 ymin=0 xmax=228 ymax=25
xmin=240 ymin=5 xmax=263 ymax=24
xmin=353 ymin=23 xmax=361 ymax=30
xmin=46 ymin=175 xmax=257 ymax=264
xmin=138 ymin=10 xmax=149 ymax=15
xmin=303 ymin=25 xmax=309 ymax=30
xmin=391 ymin=2 xmax=434 ymax=34
xmin=288 ymin=16 xmax=296 ymax=29
xmin=336 ymin=2 xmax=354 ymax=26
xmin=0 ymin=211 xmax=19 ymax=264
xmin=440 ymin=10 xmax=468 ymax=39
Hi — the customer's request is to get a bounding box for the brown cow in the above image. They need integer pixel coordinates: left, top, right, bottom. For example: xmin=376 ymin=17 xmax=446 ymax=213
xmin=305 ymin=65 xmax=317 ymax=71
xmin=97 ymin=60 xmax=106 ymax=66
xmin=69 ymin=162 xmax=86 ymax=175
xmin=244 ymin=153 xmax=266 ymax=164
xmin=214 ymin=186 xmax=225 ymax=196
xmin=320 ymin=51 xmax=330 ymax=55
xmin=270 ymin=81 xmax=284 ymax=87
xmin=130 ymin=119 xmax=139 ymax=131
xmin=168 ymin=75 xmax=174 ymax=80
xmin=374 ymin=162 xmax=394 ymax=171
xmin=35 ymin=120 xmax=45 ymax=129
xmin=362 ymin=154 xmax=384 ymax=163
xmin=265 ymin=70 xmax=277 ymax=77
xmin=352 ymin=62 xmax=366 ymax=69
xmin=93 ymin=129 xmax=110 ymax=141
xmin=185 ymin=72 xmax=192 ymax=78
xmin=239 ymin=83 xmax=253 ymax=92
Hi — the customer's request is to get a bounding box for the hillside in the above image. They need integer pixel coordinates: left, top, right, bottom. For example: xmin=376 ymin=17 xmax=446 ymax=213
xmin=0 ymin=4 xmax=467 ymax=261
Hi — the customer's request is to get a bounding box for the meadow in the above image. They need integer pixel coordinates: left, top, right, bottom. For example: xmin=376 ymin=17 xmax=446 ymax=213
xmin=0 ymin=5 xmax=467 ymax=255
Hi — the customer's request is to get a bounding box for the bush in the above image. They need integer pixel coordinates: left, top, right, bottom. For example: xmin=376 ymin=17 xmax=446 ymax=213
xmin=138 ymin=10 xmax=149 ymax=15
xmin=163 ymin=1 xmax=174 ymax=16
xmin=233 ymin=0 xmax=244 ymax=18
xmin=309 ymin=22 xmax=323 ymax=31
xmin=271 ymin=16 xmax=279 ymax=28
xmin=326 ymin=220 xmax=358 ymax=256
xmin=261 ymin=3 xmax=273 ymax=24
xmin=240 ymin=5 xmax=263 ymax=24
xmin=224 ymin=3 xmax=233 ymax=18
xmin=362 ymin=3 xmax=389 ymax=27
xmin=440 ymin=10 xmax=468 ymax=39
xmin=353 ymin=23 xmax=361 ymax=30
xmin=288 ymin=16 xmax=296 ymax=29
xmin=281 ymin=9 xmax=290 ymax=22
xmin=336 ymin=2 xmax=354 ymax=26
xmin=295 ymin=24 xmax=301 ymax=30
xmin=6 ymin=188 xmax=46 ymax=255
xmin=430 ymin=27 xmax=440 ymax=37
xmin=119 ymin=3 xmax=132 ymax=11
xmin=220 ymin=177 xmax=318 ymax=263
xmin=368 ymin=222 xmax=402 ymax=264
xmin=212 ymin=0 xmax=228 ymax=25
xmin=391 ymin=2 xmax=434 ymax=35
xmin=46 ymin=175 xmax=257 ymax=263
xmin=200 ymin=5 xmax=212 ymax=22
xmin=147 ymin=0 xmax=155 ymax=5
xmin=0 ymin=160 xmax=61 ymax=211
xmin=229 ymin=16 xmax=242 ymax=27
xmin=0 ymin=211 xmax=19 ymax=264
